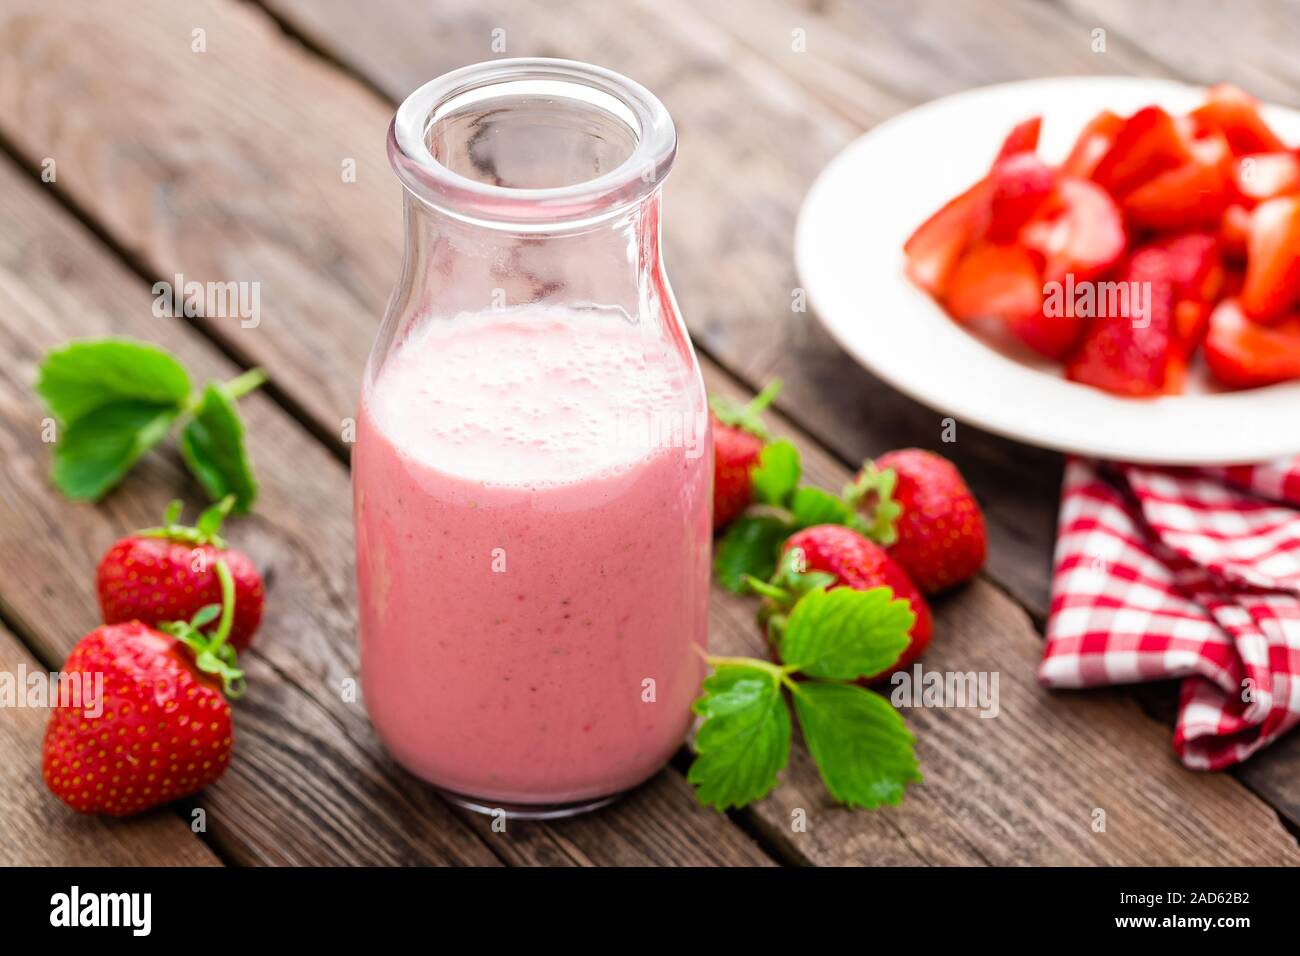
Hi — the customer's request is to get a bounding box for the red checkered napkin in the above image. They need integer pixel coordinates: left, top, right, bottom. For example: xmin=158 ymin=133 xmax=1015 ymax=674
xmin=1039 ymin=456 xmax=1300 ymax=769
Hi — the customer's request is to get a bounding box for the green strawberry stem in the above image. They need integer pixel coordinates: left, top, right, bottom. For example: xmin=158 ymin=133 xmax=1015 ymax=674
xmin=160 ymin=557 xmax=245 ymax=698
xmin=208 ymin=559 xmax=236 ymax=656
xmin=139 ymin=494 xmax=235 ymax=548
xmin=709 ymin=378 xmax=783 ymax=439
xmin=843 ymin=463 xmax=902 ymax=546
xmin=221 ymin=368 xmax=267 ymax=400
xmin=705 ymin=654 xmax=801 ymax=693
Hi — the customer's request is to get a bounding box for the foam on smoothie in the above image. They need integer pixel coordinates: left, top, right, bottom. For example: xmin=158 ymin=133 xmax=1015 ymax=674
xmin=365 ymin=306 xmax=690 ymax=489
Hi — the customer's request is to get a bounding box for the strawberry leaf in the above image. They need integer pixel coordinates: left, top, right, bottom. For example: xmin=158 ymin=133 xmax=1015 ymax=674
xmin=789 ymin=486 xmax=860 ymax=529
xmin=750 ymin=439 xmax=801 ymax=505
xmin=777 ymin=586 xmax=914 ymax=681
xmin=36 ymin=339 xmax=191 ymax=424
xmin=688 ymin=663 xmax=791 ymax=811
xmin=791 ymin=681 xmax=921 ymax=809
xmin=180 ymin=383 xmax=259 ymax=512
xmin=714 ymin=515 xmax=792 ymax=593
xmin=51 ymin=402 xmax=182 ymax=501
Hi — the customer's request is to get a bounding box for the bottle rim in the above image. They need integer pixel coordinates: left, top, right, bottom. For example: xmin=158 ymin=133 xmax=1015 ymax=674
xmin=388 ymin=58 xmax=676 ymax=226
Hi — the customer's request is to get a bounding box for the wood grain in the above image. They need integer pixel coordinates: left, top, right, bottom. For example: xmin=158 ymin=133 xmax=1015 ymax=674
xmin=0 ymin=156 xmax=773 ymax=867
xmin=0 ymin=624 xmax=222 ymax=866
xmin=0 ymin=0 xmax=1294 ymax=863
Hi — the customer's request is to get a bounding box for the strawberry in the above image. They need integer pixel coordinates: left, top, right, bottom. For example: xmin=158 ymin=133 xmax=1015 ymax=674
xmin=994 ymin=115 xmax=1042 ymax=162
xmin=984 ymin=152 xmax=1056 ymax=242
xmin=1204 ymin=298 xmax=1300 ymax=389
xmin=1019 ymin=176 xmax=1127 ymax=284
xmin=1189 ymin=84 xmax=1287 ymax=156
xmin=709 ymin=380 xmax=782 ymax=530
xmin=1066 ymin=244 xmax=1180 ymax=396
xmin=847 ymin=449 xmax=986 ymax=594
xmin=904 ymin=180 xmax=991 ymax=297
xmin=97 ymin=497 xmax=264 ymax=651
xmin=1230 ymin=151 xmax=1300 ymax=206
xmin=1241 ymin=195 xmax=1300 ymax=322
xmin=43 ymin=564 xmax=244 ymax=816
xmin=1090 ymin=105 xmax=1192 ymax=198
xmin=770 ymin=525 xmax=932 ymax=681
xmin=1121 ymin=130 xmax=1234 ymax=230
xmin=1062 ymin=109 xmax=1124 ymax=179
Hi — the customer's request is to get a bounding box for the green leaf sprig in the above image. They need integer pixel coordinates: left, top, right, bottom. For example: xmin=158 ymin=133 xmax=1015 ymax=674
xmin=35 ymin=339 xmax=264 ymax=511
xmin=714 ymin=439 xmax=871 ymax=592
xmin=688 ymin=584 xmax=921 ymax=811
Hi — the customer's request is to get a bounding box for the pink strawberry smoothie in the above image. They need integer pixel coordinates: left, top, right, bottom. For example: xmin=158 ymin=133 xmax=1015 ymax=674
xmin=353 ymin=306 xmax=711 ymax=807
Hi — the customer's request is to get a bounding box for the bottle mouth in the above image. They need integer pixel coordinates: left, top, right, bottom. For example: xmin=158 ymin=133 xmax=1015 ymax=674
xmin=389 ymin=58 xmax=676 ymax=226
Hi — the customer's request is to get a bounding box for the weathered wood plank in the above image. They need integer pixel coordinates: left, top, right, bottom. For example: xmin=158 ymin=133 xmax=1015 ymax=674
xmin=1055 ymin=0 xmax=1300 ymax=108
xmin=0 ymin=0 xmax=1294 ymax=862
xmin=0 ymin=157 xmax=773 ymax=867
xmin=0 ymin=624 xmax=222 ymax=866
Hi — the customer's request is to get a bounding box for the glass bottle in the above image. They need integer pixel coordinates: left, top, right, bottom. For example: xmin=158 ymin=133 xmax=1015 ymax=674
xmin=353 ymin=59 xmax=712 ymax=818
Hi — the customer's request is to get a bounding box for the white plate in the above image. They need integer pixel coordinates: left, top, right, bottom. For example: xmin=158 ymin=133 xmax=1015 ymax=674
xmin=795 ymin=76 xmax=1300 ymax=465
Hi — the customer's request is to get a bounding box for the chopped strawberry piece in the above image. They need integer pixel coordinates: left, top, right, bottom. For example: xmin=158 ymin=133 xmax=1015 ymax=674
xmin=1230 ymin=151 xmax=1300 ymax=205
xmin=1063 ymin=110 xmax=1124 ymax=179
xmin=904 ymin=180 xmax=988 ymax=296
xmin=1065 ymin=249 xmax=1177 ymax=396
xmin=1091 ymin=106 xmax=1193 ymax=198
xmin=944 ymin=241 xmax=1043 ymax=322
xmin=1121 ymin=131 xmax=1233 ymax=230
xmin=1174 ymin=299 xmax=1213 ymax=357
xmin=1190 ymin=84 xmax=1287 ymax=156
xmin=995 ymin=116 xmax=1042 ymax=162
xmin=1241 ymin=195 xmax=1300 ymax=322
xmin=1147 ymin=231 xmax=1224 ymax=302
xmin=985 ymin=152 xmax=1056 ymax=241
xmin=1219 ymin=204 xmax=1253 ymax=260
xmin=1204 ymin=298 xmax=1300 ymax=388
xmin=1020 ymin=176 xmax=1126 ymax=283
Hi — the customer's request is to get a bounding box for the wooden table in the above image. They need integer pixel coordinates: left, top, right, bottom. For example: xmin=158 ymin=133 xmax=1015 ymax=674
xmin=0 ymin=0 xmax=1297 ymax=867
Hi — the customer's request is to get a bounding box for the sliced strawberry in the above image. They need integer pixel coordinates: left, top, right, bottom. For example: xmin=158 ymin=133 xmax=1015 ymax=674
xmin=1091 ymin=106 xmax=1193 ymax=198
xmin=1121 ymin=131 xmax=1233 ymax=230
xmin=1190 ymin=84 xmax=1287 ymax=156
xmin=1230 ymin=151 xmax=1300 ymax=205
xmin=944 ymin=241 xmax=1042 ymax=321
xmin=904 ymin=180 xmax=988 ymax=297
xmin=1149 ymin=231 xmax=1225 ymax=303
xmin=1063 ymin=110 xmax=1124 ymax=179
xmin=994 ymin=115 xmax=1042 ymax=162
xmin=1020 ymin=176 xmax=1126 ymax=283
xmin=1174 ymin=299 xmax=1213 ymax=357
xmin=984 ymin=152 xmax=1056 ymax=242
xmin=1220 ymin=204 xmax=1253 ymax=260
xmin=1241 ymin=195 xmax=1300 ymax=322
xmin=1065 ymin=249 xmax=1177 ymax=396
xmin=1204 ymin=298 xmax=1300 ymax=388
xmin=1006 ymin=293 xmax=1082 ymax=361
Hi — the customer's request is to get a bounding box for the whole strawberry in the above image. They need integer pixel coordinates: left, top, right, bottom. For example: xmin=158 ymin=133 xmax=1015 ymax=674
xmin=769 ymin=524 xmax=933 ymax=681
xmin=97 ymin=497 xmax=264 ymax=651
xmin=849 ymin=449 xmax=986 ymax=594
xmin=710 ymin=380 xmax=782 ymax=530
xmin=43 ymin=564 xmax=244 ymax=816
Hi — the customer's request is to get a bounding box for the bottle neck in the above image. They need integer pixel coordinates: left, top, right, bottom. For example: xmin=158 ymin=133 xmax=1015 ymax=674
xmin=392 ymin=188 xmax=666 ymax=323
